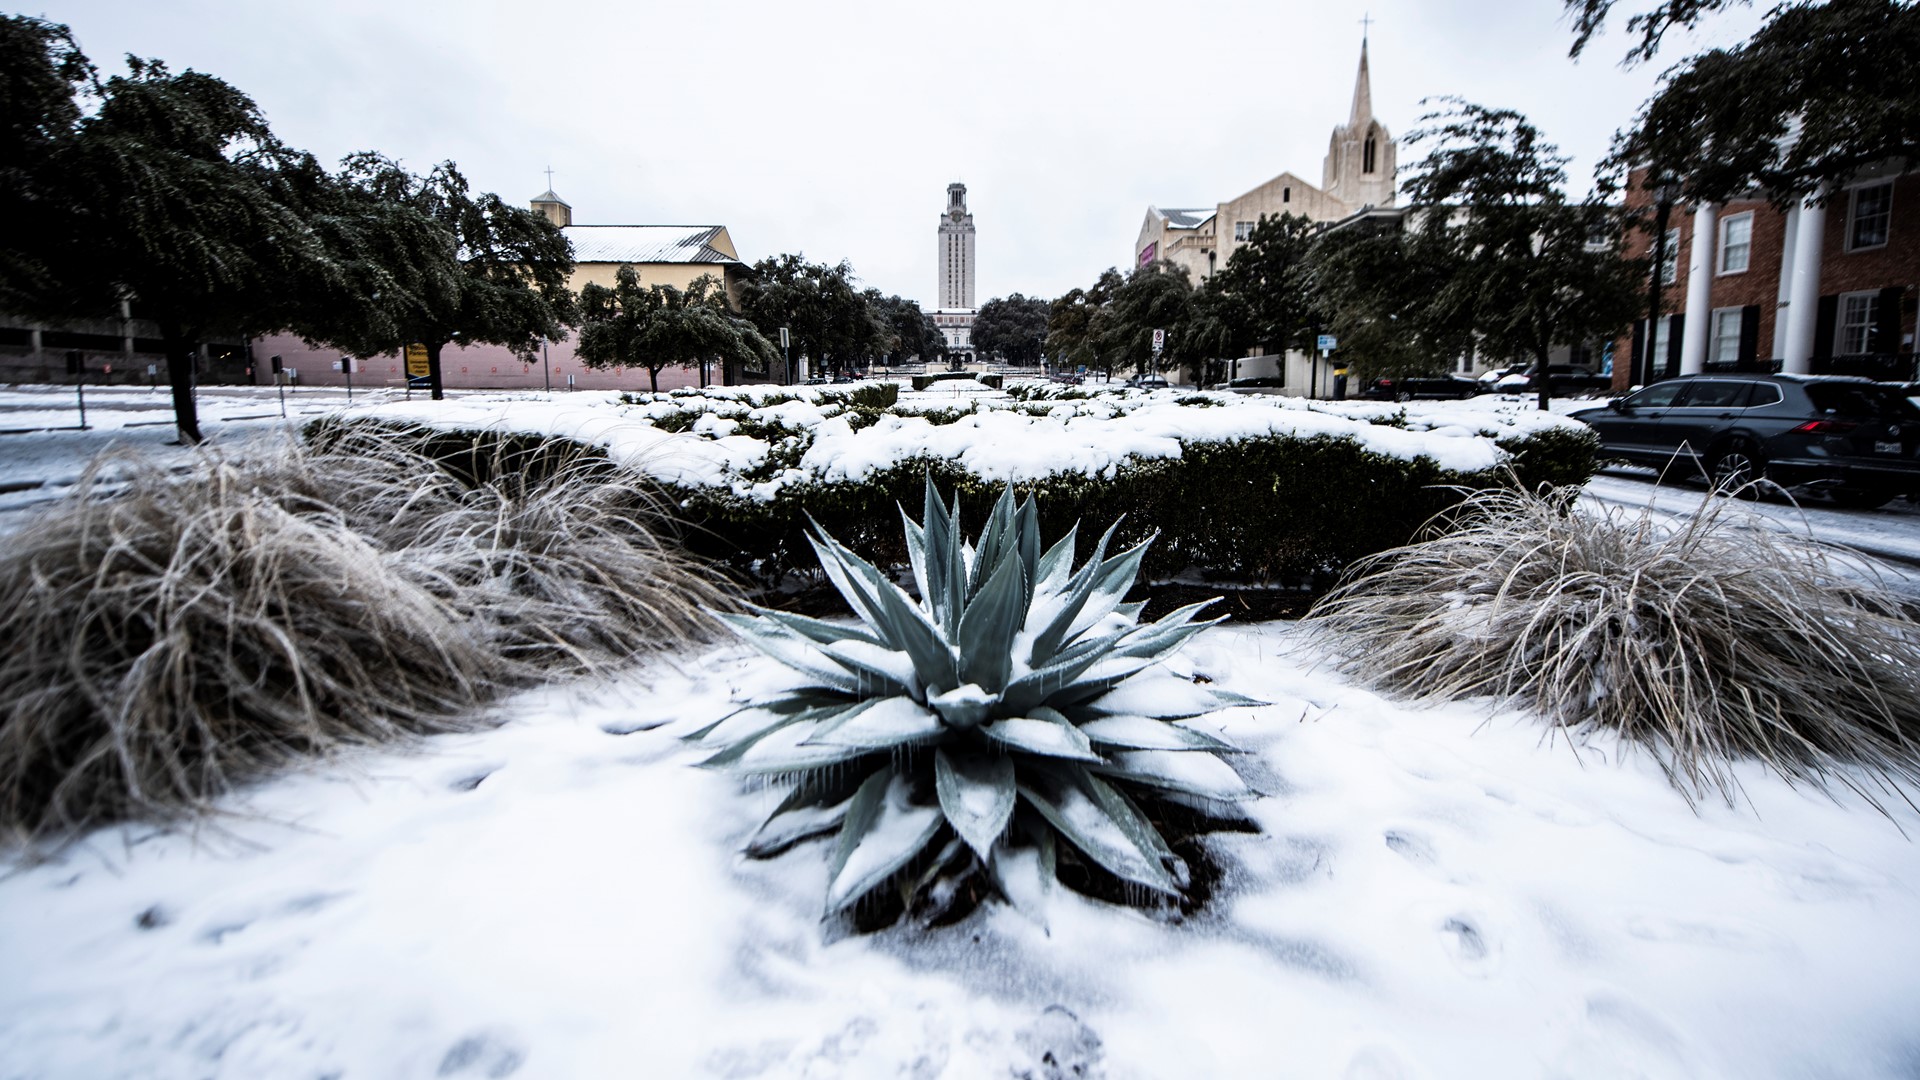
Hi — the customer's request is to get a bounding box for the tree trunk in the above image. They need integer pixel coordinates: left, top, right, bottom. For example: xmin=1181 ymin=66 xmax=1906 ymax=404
xmin=425 ymin=338 xmax=446 ymax=401
xmin=158 ymin=320 xmax=202 ymax=445
xmin=649 ymin=365 xmax=660 ymax=392
xmin=1535 ymin=345 xmax=1553 ymax=412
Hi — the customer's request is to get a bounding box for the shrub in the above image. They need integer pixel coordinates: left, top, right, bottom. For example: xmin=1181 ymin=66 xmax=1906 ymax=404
xmin=695 ymin=480 xmax=1257 ymax=923
xmin=1304 ymin=484 xmax=1920 ymax=809
xmin=0 ymin=426 xmax=727 ymax=840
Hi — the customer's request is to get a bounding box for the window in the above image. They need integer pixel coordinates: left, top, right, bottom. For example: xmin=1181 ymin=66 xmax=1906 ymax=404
xmin=1364 ymin=136 xmax=1377 ymax=174
xmin=1718 ymin=212 xmax=1752 ymax=274
xmin=1627 ymin=381 xmax=1686 ymax=408
xmin=1838 ymin=291 xmax=1879 ymax=355
xmin=1660 ymin=228 xmax=1679 ymax=285
xmin=1679 ymin=379 xmax=1753 ymax=409
xmin=1649 ymin=314 xmax=1673 ymax=364
xmin=1234 ymin=221 xmax=1256 ymax=242
xmin=1710 ymin=308 xmax=1743 ymax=366
xmin=1848 ymin=183 xmax=1892 ymax=250
xmin=1282 ymin=187 xmax=1291 ymax=203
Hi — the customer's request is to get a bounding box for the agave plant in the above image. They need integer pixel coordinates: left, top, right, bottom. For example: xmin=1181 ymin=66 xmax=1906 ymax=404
xmin=694 ymin=479 xmax=1258 ymax=918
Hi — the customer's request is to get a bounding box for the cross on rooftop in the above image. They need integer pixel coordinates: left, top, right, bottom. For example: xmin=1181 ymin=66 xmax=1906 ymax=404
xmin=1360 ymin=12 xmax=1373 ymax=40
xmin=544 ymin=166 xmax=555 ymax=189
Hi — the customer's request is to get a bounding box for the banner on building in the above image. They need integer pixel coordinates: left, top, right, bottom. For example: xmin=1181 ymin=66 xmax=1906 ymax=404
xmin=1139 ymin=242 xmax=1157 ymax=267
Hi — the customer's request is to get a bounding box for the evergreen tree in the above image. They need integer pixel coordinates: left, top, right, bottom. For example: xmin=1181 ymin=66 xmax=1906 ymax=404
xmin=864 ymin=290 xmax=945 ymax=366
xmin=1403 ymin=101 xmax=1646 ymax=409
xmin=1046 ymin=269 xmax=1125 ymax=378
xmin=737 ymin=255 xmax=886 ymax=380
xmin=577 ymin=268 xmax=775 ymax=392
xmin=1209 ymin=213 xmax=1322 ymax=357
xmin=970 ymin=293 xmax=1051 ymax=365
xmin=1103 ymin=262 xmax=1193 ymax=378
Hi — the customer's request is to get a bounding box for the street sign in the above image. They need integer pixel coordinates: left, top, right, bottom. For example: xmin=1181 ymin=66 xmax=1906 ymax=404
xmin=1152 ymin=329 xmax=1166 ymax=354
xmin=404 ymin=343 xmax=430 ymax=377
xmin=1317 ymin=334 xmax=1338 ymax=351
xmin=779 ymin=327 xmax=790 ymax=349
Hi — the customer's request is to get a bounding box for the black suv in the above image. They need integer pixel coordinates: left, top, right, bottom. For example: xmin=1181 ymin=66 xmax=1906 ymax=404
xmin=1569 ymin=374 xmax=1920 ymax=507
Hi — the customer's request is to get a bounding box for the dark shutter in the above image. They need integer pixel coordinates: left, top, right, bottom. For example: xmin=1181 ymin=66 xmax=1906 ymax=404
xmin=1871 ymin=286 xmax=1903 ymax=354
xmin=1815 ymin=294 xmax=1839 ymax=359
xmin=1738 ymin=305 xmax=1760 ymax=368
xmin=1665 ymin=313 xmax=1685 ymax=378
xmin=1631 ymin=319 xmax=1647 ymax=380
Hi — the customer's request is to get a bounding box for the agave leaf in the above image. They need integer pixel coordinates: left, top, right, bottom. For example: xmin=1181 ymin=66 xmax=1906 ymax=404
xmin=970 ymin=486 xmax=1019 ymax=600
xmin=803 ymin=695 xmax=944 ymax=749
xmin=1022 ymin=654 xmax=1167 ymax=711
xmin=1091 ymin=749 xmax=1256 ymax=801
xmin=982 ymin=715 xmax=1104 ymax=762
xmin=825 ymin=769 xmax=945 ymax=913
xmin=1080 ymin=714 xmax=1243 ymax=753
xmin=746 ymin=604 xmax=885 ymax=649
xmin=804 ymin=528 xmax=892 ymax=635
xmin=1111 ymin=610 xmax=1227 ymax=662
xmin=1081 ymin=771 xmax=1188 ymax=888
xmin=958 ymin=549 xmax=1027 ymax=690
xmin=819 ymin=639 xmax=918 ymax=696
xmin=1080 ymin=675 xmax=1261 ymax=719
xmin=999 ymin=632 xmax=1132 ymax=716
xmin=1113 ymin=600 xmax=1148 ymax=621
xmin=808 ymin=530 xmax=960 ymax=693
xmin=1032 ymin=521 xmax=1080 ymax=599
xmin=1061 ymin=536 xmax=1156 ymax=644
xmin=1026 ymin=519 xmax=1125 ymax=660
xmin=935 ymin=748 xmax=1017 ymax=861
xmin=1015 ymin=494 xmax=1041 ymax=606
xmin=900 ymin=505 xmax=932 ymax=609
xmin=1018 ymin=767 xmax=1179 ymax=895
xmin=682 ymin=690 xmax=849 ymax=742
xmin=717 ymin=716 xmax=880 ymax=775
xmin=717 ymin=612 xmax=864 ymax=694
xmin=746 ymin=791 xmax=852 ymax=858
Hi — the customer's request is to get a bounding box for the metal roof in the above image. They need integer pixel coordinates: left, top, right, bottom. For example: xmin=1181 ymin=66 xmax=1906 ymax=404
xmin=532 ymin=189 xmax=571 ymax=206
xmin=1155 ymin=207 xmax=1215 ymax=230
xmin=564 ymin=225 xmax=738 ymax=265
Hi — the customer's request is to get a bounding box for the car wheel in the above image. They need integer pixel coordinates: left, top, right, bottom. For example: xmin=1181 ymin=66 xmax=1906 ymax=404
xmin=1831 ymin=486 xmax=1896 ymax=510
xmin=1708 ymin=439 xmax=1767 ymax=496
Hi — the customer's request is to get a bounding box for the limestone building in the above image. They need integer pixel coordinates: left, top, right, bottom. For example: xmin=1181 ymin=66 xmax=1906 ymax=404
xmin=1134 ymin=40 xmax=1397 ymax=285
xmin=929 ymin=182 xmax=977 ymax=360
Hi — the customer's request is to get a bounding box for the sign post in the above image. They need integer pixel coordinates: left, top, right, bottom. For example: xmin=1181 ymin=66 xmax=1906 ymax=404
xmin=66 ymin=350 xmax=87 ymax=430
xmin=271 ymin=355 xmax=286 ymax=417
xmin=339 ymin=356 xmax=354 ymax=402
xmin=1315 ymin=334 xmax=1337 ymax=399
xmin=1151 ymin=328 xmax=1165 ymax=379
xmin=779 ymin=327 xmax=791 ymax=385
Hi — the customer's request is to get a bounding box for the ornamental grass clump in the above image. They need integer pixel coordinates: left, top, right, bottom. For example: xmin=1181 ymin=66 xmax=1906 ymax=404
xmin=0 ymin=428 xmax=725 ymax=840
xmin=696 ymin=479 xmax=1259 ymax=922
xmin=1305 ymin=485 xmax=1920 ymax=810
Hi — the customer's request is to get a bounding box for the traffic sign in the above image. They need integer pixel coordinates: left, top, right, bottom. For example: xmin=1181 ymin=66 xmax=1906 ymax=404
xmin=1152 ymin=329 xmax=1166 ymax=353
xmin=1317 ymin=334 xmax=1338 ymax=351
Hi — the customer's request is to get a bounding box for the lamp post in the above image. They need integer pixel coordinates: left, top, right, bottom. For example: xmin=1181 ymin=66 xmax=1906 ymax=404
xmin=1642 ymin=173 xmax=1680 ymax=387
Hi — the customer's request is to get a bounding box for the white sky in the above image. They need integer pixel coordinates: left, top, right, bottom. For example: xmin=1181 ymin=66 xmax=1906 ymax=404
xmin=40 ymin=0 xmax=1761 ymax=307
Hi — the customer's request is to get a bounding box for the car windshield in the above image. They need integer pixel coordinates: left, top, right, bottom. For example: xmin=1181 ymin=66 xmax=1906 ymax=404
xmin=1804 ymin=383 xmax=1920 ymax=420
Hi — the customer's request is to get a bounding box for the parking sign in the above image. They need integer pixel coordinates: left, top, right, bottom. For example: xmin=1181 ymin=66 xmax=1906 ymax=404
xmin=1317 ymin=334 xmax=1337 ymax=351
xmin=1152 ymin=329 xmax=1166 ymax=353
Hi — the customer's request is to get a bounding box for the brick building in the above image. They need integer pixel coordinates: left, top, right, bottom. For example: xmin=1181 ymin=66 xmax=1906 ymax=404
xmin=1620 ymin=166 xmax=1919 ymax=390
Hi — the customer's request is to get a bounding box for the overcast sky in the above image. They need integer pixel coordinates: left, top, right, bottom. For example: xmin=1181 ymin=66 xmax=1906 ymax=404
xmin=39 ymin=0 xmax=1761 ymax=307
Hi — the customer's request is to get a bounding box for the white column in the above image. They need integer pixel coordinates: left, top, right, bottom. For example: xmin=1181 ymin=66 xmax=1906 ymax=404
xmin=1781 ymin=195 xmax=1827 ymax=375
xmin=1680 ymin=202 xmax=1717 ymax=375
xmin=1772 ymin=204 xmax=1799 ymax=361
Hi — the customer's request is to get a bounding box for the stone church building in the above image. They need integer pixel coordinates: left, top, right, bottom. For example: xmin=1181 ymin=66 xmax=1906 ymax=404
xmin=1133 ymin=39 xmax=1396 ymax=286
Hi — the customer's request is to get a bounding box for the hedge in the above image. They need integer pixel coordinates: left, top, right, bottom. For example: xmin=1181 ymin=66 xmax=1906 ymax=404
xmin=310 ymin=414 xmax=1597 ymax=589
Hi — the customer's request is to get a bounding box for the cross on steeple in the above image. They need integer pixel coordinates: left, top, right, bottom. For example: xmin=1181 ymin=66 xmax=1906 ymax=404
xmin=544 ymin=166 xmax=555 ymax=190
xmin=1359 ymin=12 xmax=1374 ymax=41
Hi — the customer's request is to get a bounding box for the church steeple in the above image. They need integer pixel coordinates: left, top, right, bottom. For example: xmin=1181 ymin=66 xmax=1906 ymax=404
xmin=1322 ymin=36 xmax=1397 ymax=210
xmin=1349 ymin=37 xmax=1373 ymax=128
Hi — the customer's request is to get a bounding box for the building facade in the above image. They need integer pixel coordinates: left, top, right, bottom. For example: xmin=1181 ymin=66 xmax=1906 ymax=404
xmin=254 ymin=190 xmax=756 ymax=391
xmin=1621 ymin=166 xmax=1919 ymax=389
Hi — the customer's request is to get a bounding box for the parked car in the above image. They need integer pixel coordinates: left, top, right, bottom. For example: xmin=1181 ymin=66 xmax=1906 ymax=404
xmin=1363 ymin=375 xmax=1481 ymax=401
xmin=1048 ymin=373 xmax=1084 ymax=385
xmin=1568 ymin=374 xmax=1920 ymax=507
xmin=1126 ymin=374 xmax=1170 ymax=389
xmin=1480 ymin=364 xmax=1613 ymax=396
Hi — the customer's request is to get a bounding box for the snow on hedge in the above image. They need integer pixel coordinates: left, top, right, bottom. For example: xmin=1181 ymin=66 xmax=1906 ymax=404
xmin=360 ymin=383 xmax=1587 ymax=501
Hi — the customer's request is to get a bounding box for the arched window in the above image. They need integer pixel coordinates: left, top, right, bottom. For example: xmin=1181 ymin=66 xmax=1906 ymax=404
xmin=1363 ymin=135 xmax=1377 ymax=174
xmin=1283 ymin=187 xmax=1291 ymax=203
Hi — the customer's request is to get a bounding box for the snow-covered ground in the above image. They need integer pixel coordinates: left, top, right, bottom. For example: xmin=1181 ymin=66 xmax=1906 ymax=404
xmin=4 ymin=383 xmax=1920 ymax=1078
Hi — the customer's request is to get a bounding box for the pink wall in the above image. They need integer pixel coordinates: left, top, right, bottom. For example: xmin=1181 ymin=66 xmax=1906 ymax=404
xmin=248 ymin=332 xmax=723 ymax=392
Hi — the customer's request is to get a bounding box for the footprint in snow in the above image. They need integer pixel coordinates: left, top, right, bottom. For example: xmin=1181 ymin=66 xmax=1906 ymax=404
xmin=437 ymin=1029 xmax=527 ymax=1077
xmin=1440 ymin=914 xmax=1498 ymax=977
xmin=1013 ymin=1005 xmax=1104 ymax=1080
